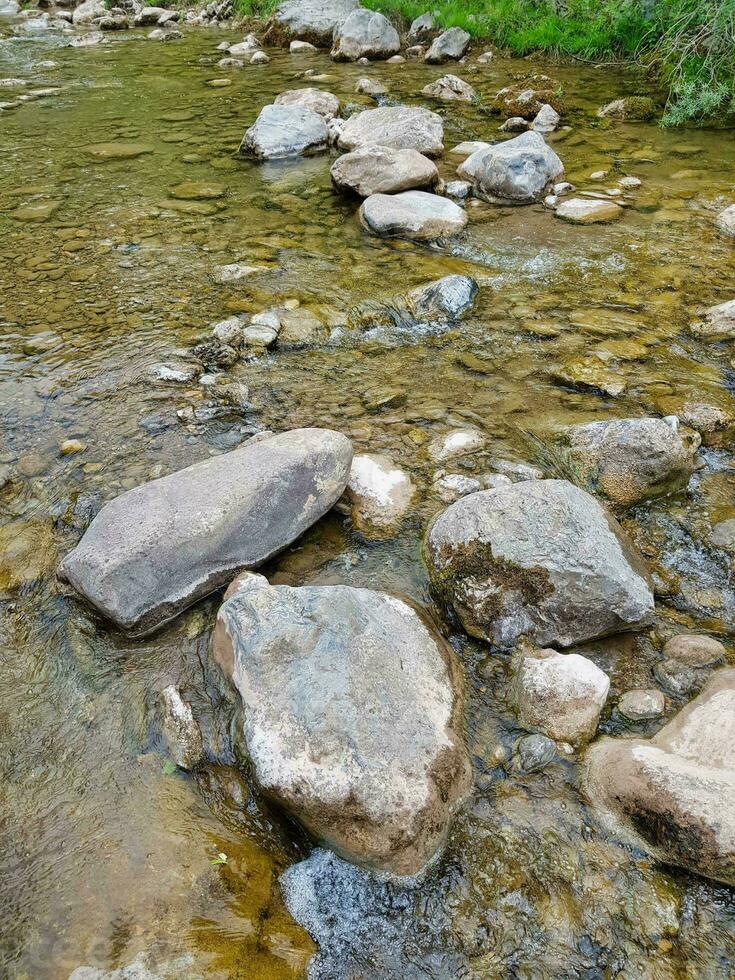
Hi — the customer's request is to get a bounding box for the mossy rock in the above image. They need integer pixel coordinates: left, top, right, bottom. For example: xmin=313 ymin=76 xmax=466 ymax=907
xmin=597 ymin=96 xmax=656 ymax=121
xmin=490 ymin=75 xmax=564 ymax=119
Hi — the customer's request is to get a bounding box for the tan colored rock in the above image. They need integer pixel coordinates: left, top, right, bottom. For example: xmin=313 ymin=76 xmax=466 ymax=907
xmin=662 ymin=634 xmax=726 ymax=667
xmin=331 ymin=145 xmax=438 ymax=197
xmin=274 ymin=87 xmax=340 ymax=120
xmin=555 ymin=198 xmax=622 ymax=224
xmin=345 ymin=453 xmax=414 ymax=535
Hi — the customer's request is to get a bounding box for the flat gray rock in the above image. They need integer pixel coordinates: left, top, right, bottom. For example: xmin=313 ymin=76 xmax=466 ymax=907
xmin=360 ymin=190 xmax=467 ymax=241
xmin=331 ymin=8 xmax=399 ymax=61
xmin=59 ymin=429 xmax=353 ymax=636
xmin=458 ymin=131 xmax=564 ymax=204
xmin=214 ymin=573 xmax=471 ymax=875
xmin=424 ymin=479 xmax=655 ymax=648
xmin=240 ymin=103 xmax=328 ymax=160
xmin=331 ymin=144 xmax=438 ymax=197
xmin=274 ymin=86 xmax=340 ymax=119
xmin=270 ymin=0 xmax=359 ymax=45
xmin=337 ymin=104 xmax=444 ymax=157
xmin=424 ymin=26 xmax=470 ymax=63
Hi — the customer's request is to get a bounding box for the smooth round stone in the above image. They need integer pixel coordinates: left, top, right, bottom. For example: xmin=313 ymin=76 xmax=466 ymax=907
xmin=84 ymin=142 xmax=155 ymax=161
xmin=618 ymin=688 xmax=665 ymax=721
xmin=516 ymin=733 xmax=557 ymax=773
xmin=160 ymin=109 xmax=196 ymax=121
xmin=206 ymin=78 xmax=232 ymax=87
xmin=555 ymin=198 xmax=623 ymax=224
xmin=653 ymin=659 xmax=701 ymax=697
xmin=662 ymin=634 xmax=726 ymax=667
xmin=169 ymin=181 xmax=226 ymax=200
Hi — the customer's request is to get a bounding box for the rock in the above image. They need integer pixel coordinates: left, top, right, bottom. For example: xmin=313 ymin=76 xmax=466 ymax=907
xmin=513 ymin=647 xmax=610 ymax=746
xmin=424 ymin=479 xmax=654 ymax=649
xmin=148 ymin=27 xmax=181 ymax=40
xmin=213 ymin=574 xmax=471 ymax=875
xmin=618 ymin=688 xmax=665 ymax=721
xmin=516 ymin=733 xmax=556 ymax=773
xmin=290 ymin=39 xmax=317 ymax=52
xmin=60 ymin=439 xmax=86 ymax=455
xmin=359 ymin=190 xmax=467 ymax=241
xmin=150 ymin=361 xmax=199 ymax=383
xmin=407 ymin=12 xmax=433 ymax=44
xmin=555 ymin=198 xmax=622 ymax=223
xmin=619 ymin=175 xmax=642 ymax=189
xmin=710 ymin=519 xmax=735 ymax=553
xmin=250 ymin=50 xmax=270 ymax=64
xmin=69 ymin=31 xmax=108 ymax=46
xmin=444 ymin=180 xmax=470 ymax=200
xmin=269 ymin=0 xmax=359 ymax=46
xmin=653 ymin=659 xmax=702 ymax=697
xmin=330 ymin=145 xmax=438 ymax=197
xmin=499 ymin=116 xmax=527 ymax=132
xmin=0 ymin=0 xmax=19 ymax=13
xmin=428 ymin=427 xmax=485 ymax=461
xmin=477 ymin=48 xmax=493 ymax=63
xmin=491 ymin=76 xmax=562 ymax=118
xmin=215 ymin=262 xmax=262 ymax=282
xmin=99 ymin=14 xmax=129 ymax=28
xmin=84 ymin=141 xmax=155 ymax=161
xmin=457 ymin=131 xmax=563 ymax=205
xmin=433 ymin=474 xmax=482 ymax=503
xmin=530 ymin=103 xmax=559 ymax=133
xmin=662 ymin=634 xmax=726 ymax=668
xmin=275 ymin=307 xmax=326 ymax=347
xmin=716 ymin=204 xmax=735 ymax=238
xmin=567 ymin=416 xmax=700 ymax=508
xmin=275 ymin=87 xmax=340 ymax=120
xmin=331 ymin=8 xmax=399 ymax=61
xmin=239 ymin=103 xmax=328 ymax=159
xmin=674 ymin=401 xmax=735 ymax=446
xmin=133 ymin=6 xmax=168 ymax=25
xmin=58 ymin=429 xmax=353 ymax=636
xmin=355 ymin=76 xmax=386 ymax=97
xmin=408 ymin=274 xmax=478 ymax=321
xmin=691 ymin=299 xmax=735 ymax=340
xmin=583 ymin=668 xmax=735 ymax=886
xmin=72 ymin=0 xmax=106 ymax=24
xmin=160 ymin=685 xmax=204 ymax=771
xmin=421 ymin=74 xmax=475 ymax=102
xmin=448 ymin=139 xmax=491 ymax=158
xmin=554 ymin=354 xmax=626 ymax=398
xmin=345 ymin=453 xmax=414 ymax=534
xmin=337 ymin=105 xmax=444 ymax=157
xmin=229 ymin=38 xmax=260 ymax=56
xmin=596 ymin=96 xmax=655 ymax=120
xmin=212 ymin=314 xmax=247 ymax=346
xmin=405 ymin=44 xmax=424 ymax=59
xmin=170 ymin=181 xmax=225 ymax=200
xmin=424 ymin=27 xmax=470 ymax=64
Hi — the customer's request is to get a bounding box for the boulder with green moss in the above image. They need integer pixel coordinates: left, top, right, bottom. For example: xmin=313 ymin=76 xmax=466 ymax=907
xmin=597 ymin=96 xmax=656 ymax=121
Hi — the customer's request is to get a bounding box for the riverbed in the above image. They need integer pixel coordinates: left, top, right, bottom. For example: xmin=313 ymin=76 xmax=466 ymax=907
xmin=1 ymin=19 xmax=735 ymax=979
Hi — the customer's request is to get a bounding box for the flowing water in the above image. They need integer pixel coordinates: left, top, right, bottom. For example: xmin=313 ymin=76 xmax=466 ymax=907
xmin=2 ymin=19 xmax=735 ymax=979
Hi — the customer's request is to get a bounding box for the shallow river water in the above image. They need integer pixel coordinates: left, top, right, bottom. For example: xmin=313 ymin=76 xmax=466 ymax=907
xmin=2 ymin=19 xmax=735 ymax=980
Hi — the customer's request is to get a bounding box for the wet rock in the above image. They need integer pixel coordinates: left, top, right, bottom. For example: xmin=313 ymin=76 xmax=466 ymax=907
xmin=239 ymin=103 xmax=328 ymax=159
xmin=424 ymin=27 xmax=470 ymax=64
xmin=691 ymin=299 xmax=735 ymax=340
xmin=58 ymin=428 xmax=352 ymax=636
xmin=355 ymin=76 xmax=386 ymax=97
xmin=554 ymin=354 xmax=626 ymax=398
xmin=337 ymin=104 xmax=444 ymax=157
xmin=662 ymin=634 xmax=726 ymax=668
xmin=618 ymin=688 xmax=665 ymax=721
xmin=359 ymin=189 xmax=466 ymax=241
xmin=555 ymin=198 xmax=622 ymax=223
xmin=515 ymin=733 xmax=556 ymax=773
xmin=229 ymin=37 xmax=260 ymax=56
xmin=170 ymin=181 xmax=225 ymax=200
xmin=60 ymin=439 xmax=86 ymax=455
xmin=193 ymin=338 xmax=239 ymax=368
xmin=290 ymin=38 xmax=317 ymax=52
xmin=160 ymin=685 xmax=204 ymax=771
xmin=10 ymin=200 xmax=61 ymax=222
xmin=69 ymin=31 xmax=108 ymax=46
xmin=99 ymin=14 xmax=129 ymax=29
xmin=0 ymin=0 xmax=19 ymax=13
xmin=250 ymin=50 xmax=270 ymax=64
xmin=215 ymin=262 xmax=262 ymax=283
xmin=405 ymin=44 xmax=424 ymax=59
xmin=421 ymin=74 xmax=475 ymax=102
xmin=72 ymin=0 xmax=106 ymax=24
xmin=428 ymin=427 xmax=485 ymax=461
xmin=432 ymin=473 xmax=482 ymax=503
xmin=448 ymin=139 xmax=491 ymax=158
xmin=331 ymin=8 xmax=399 ymax=61
xmin=213 ymin=573 xmax=471 ymax=875
xmin=150 ymin=361 xmax=199 ymax=383
xmin=408 ymin=274 xmax=478 ymax=321
xmin=133 ymin=6 xmax=169 ymax=25
xmin=530 ymin=103 xmax=559 ymax=134
xmin=567 ymin=416 xmax=700 ymax=508
xmin=716 ymin=204 xmax=735 ymax=238
xmin=407 ymin=12 xmax=434 ymax=44
xmin=147 ymin=27 xmax=182 ymax=40
xmin=513 ymin=647 xmax=610 ymax=746
xmin=653 ymin=659 xmax=702 ymax=697
xmin=274 ymin=86 xmax=340 ymax=119
xmin=487 ymin=458 xmax=542 ymax=482
xmin=710 ymin=518 xmax=735 ymax=553
xmin=330 ymin=145 xmax=438 ymax=197
xmin=0 ymin=519 xmax=55 ymax=592
xmin=457 ymin=131 xmax=563 ymax=205
xmin=84 ymin=141 xmax=154 ymax=160
xmin=499 ymin=116 xmax=527 ymax=132
xmin=491 ymin=76 xmax=562 ymax=118
xmin=345 ymin=453 xmax=414 ymax=534
xmin=444 ymin=179 xmax=471 ymax=200
xmin=597 ymin=96 xmax=655 ymax=121
xmin=269 ymin=0 xmax=360 ymax=46
xmin=583 ymin=667 xmax=735 ymax=886
xmin=424 ymin=479 xmax=654 ymax=649
xmin=619 ymin=175 xmax=642 ymax=189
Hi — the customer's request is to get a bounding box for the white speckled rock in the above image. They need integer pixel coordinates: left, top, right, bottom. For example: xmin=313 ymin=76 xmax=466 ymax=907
xmin=345 ymin=453 xmax=414 ymax=534
xmin=360 ymin=190 xmax=467 ymax=241
xmin=213 ymin=573 xmax=471 ymax=875
xmin=530 ymin=103 xmax=559 ymax=133
xmin=240 ymin=103 xmax=328 ymax=159
xmin=274 ymin=86 xmax=340 ymax=119
xmin=331 ymin=8 xmax=399 ymax=61
xmin=421 ymin=74 xmax=476 ymax=102
xmin=555 ymin=197 xmax=622 ymax=223
xmin=160 ymin=685 xmax=204 ymax=771
xmin=691 ymin=298 xmax=735 ymax=340
xmin=458 ymin=131 xmax=563 ymax=205
xmin=513 ymin=647 xmax=610 ymax=745
xmin=424 ymin=27 xmax=470 ymax=64
xmin=716 ymin=204 xmax=735 ymax=237
xmin=428 ymin=427 xmax=486 ymax=461
xmin=408 ymin=274 xmax=478 ymax=321
xmin=337 ymin=105 xmax=444 ymax=157
xmin=270 ymin=0 xmax=359 ymax=45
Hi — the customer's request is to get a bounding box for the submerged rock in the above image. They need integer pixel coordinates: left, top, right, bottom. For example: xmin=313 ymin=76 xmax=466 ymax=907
xmin=597 ymin=96 xmax=655 ymax=120
xmin=160 ymin=685 xmax=204 ymax=771
xmin=424 ymin=479 xmax=655 ymax=649
xmin=269 ymin=0 xmax=359 ymax=46
xmin=213 ymin=574 xmax=471 ymax=875
xmin=424 ymin=27 xmax=470 ymax=64
xmin=330 ymin=145 xmax=438 ymax=197
xmin=239 ymin=103 xmax=328 ymax=160
xmin=337 ymin=105 xmax=444 ymax=157
xmin=555 ymin=198 xmax=622 ymax=224
xmin=583 ymin=668 xmax=735 ymax=887
xmin=457 ymin=131 xmax=563 ymax=205
xmin=58 ymin=429 xmax=352 ymax=636
xmin=408 ymin=274 xmax=478 ymax=321
xmin=331 ymin=8 xmax=399 ymax=61
xmin=716 ymin=205 xmax=735 ymax=238
xmin=421 ymin=74 xmax=475 ymax=102
xmin=359 ymin=190 xmax=467 ymax=241
xmin=428 ymin=427 xmax=485 ymax=461
xmin=275 ymin=86 xmax=340 ymax=119
xmin=691 ymin=298 xmax=735 ymax=340
xmin=490 ymin=76 xmax=562 ymax=118
xmin=513 ymin=647 xmax=610 ymax=746
xmin=567 ymin=416 xmax=700 ymax=508
xmin=618 ymin=688 xmax=665 ymax=721
xmin=345 ymin=453 xmax=414 ymax=534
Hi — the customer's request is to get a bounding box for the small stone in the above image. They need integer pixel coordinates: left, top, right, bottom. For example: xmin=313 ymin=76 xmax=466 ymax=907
xmin=618 ymin=688 xmax=665 ymax=721
xmin=250 ymin=51 xmax=270 ymax=64
xmin=653 ymin=659 xmax=702 ymax=697
xmin=555 ymin=198 xmax=622 ymax=224
xmin=160 ymin=685 xmax=204 ymax=771
xmin=60 ymin=439 xmax=86 ymax=456
xmin=345 ymin=453 xmax=414 ymax=535
xmin=710 ymin=519 xmax=735 ymax=553
xmin=499 ymin=116 xmax=527 ymax=132
xmin=662 ymin=634 xmax=726 ymax=668
xmin=619 ymin=175 xmax=641 ymax=189
xmin=433 ymin=474 xmax=482 ymax=503
xmin=421 ymin=74 xmax=476 ymax=102
xmin=530 ymin=103 xmax=559 ymax=134
xmin=716 ymin=204 xmax=735 ymax=238
xmin=215 ymin=262 xmax=262 ymax=282
xmin=516 ymin=733 xmax=556 ymax=773
xmin=355 ymin=77 xmax=386 ymax=97
xmin=428 ymin=427 xmax=485 ymax=461
xmin=290 ymin=40 xmax=317 ymax=53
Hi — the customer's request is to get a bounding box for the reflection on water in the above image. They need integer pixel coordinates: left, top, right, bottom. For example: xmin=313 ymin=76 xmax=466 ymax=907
xmin=1 ymin=20 xmax=735 ymax=979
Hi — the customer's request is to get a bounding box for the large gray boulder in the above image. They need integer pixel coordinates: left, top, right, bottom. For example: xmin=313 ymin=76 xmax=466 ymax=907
xmin=213 ymin=573 xmax=471 ymax=875
xmin=274 ymin=87 xmax=340 ymax=119
xmin=567 ymin=415 xmax=701 ymax=508
xmin=337 ymin=105 xmax=444 ymax=157
xmin=330 ymin=145 xmax=438 ymax=197
xmin=424 ymin=479 xmax=655 ymax=648
xmin=58 ymin=429 xmax=353 ymax=636
xmin=240 ymin=103 xmax=328 ymax=159
xmin=424 ymin=26 xmax=470 ymax=63
xmin=583 ymin=668 xmax=735 ymax=887
xmin=360 ymin=190 xmax=467 ymax=241
xmin=331 ymin=8 xmax=400 ymax=61
xmin=458 ymin=131 xmax=564 ymax=204
xmin=72 ymin=0 xmax=106 ymax=23
xmin=407 ymin=11 xmax=434 ymax=43
xmin=269 ymin=0 xmax=359 ymax=45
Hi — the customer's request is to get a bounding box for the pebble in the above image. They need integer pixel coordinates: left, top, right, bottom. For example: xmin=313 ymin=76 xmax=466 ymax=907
xmin=60 ymin=439 xmax=87 ymax=456
xmin=516 ymin=734 xmax=557 ymax=773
